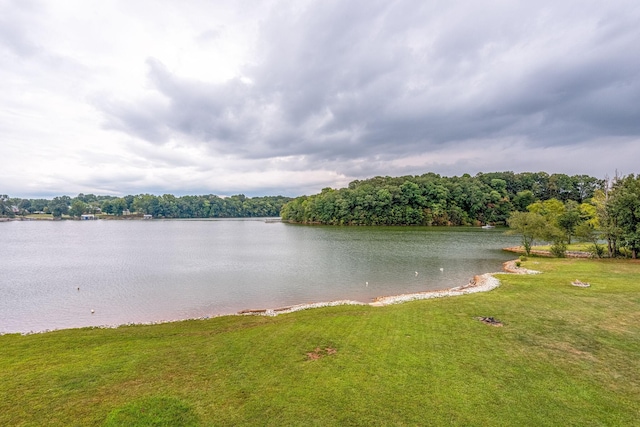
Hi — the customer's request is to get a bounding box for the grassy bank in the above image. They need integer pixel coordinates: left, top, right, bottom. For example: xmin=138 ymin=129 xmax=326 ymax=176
xmin=1 ymin=259 xmax=639 ymax=426
xmin=532 ymin=243 xmax=593 ymax=252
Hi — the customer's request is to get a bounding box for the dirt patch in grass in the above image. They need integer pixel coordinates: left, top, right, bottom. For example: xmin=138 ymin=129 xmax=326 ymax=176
xmin=306 ymin=347 xmax=338 ymax=361
xmin=475 ymin=316 xmax=503 ymax=327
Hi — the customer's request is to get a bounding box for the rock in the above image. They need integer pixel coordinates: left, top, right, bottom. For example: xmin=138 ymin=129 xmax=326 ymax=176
xmin=571 ymin=280 xmax=590 ymax=288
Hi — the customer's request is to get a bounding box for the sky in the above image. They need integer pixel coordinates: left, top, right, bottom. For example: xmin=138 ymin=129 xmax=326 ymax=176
xmin=1 ymin=0 xmax=639 ymax=199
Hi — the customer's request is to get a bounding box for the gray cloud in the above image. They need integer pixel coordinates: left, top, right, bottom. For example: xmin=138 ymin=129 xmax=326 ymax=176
xmin=2 ymin=0 xmax=639 ymax=198
xmin=96 ymin=1 xmax=640 ymax=164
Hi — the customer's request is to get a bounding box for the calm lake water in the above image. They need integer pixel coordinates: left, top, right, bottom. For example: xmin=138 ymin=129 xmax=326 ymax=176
xmin=1 ymin=219 xmax=519 ymax=333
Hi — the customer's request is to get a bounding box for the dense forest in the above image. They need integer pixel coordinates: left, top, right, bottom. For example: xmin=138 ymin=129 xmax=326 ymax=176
xmin=0 ymin=193 xmax=291 ymax=219
xmin=506 ymin=174 xmax=640 ymax=259
xmin=281 ymin=172 xmax=602 ymax=226
xmin=280 ymin=171 xmax=640 ymax=259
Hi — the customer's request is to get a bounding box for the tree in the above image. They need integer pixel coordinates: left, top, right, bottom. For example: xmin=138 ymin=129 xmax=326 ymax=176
xmin=609 ymin=174 xmax=640 ymax=258
xmin=0 ymin=194 xmax=14 ymax=217
xmin=593 ymin=183 xmax=621 ymax=257
xmin=506 ymin=211 xmax=548 ymax=256
xmin=556 ymin=201 xmax=582 ymax=244
xmin=69 ymin=200 xmax=87 ymax=218
xmin=49 ymin=196 xmax=71 ymax=218
xmin=528 ymin=198 xmax=565 ymax=221
xmin=513 ymin=190 xmax=536 ymax=212
xmin=575 ymin=222 xmax=605 ymax=258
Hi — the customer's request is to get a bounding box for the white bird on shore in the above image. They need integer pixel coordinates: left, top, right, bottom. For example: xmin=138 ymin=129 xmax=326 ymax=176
xmin=415 ymin=271 xmax=419 ymax=276
xmin=366 ymin=281 xmax=369 ymax=287
xmin=439 ymin=267 xmax=444 ymax=272
xmin=91 ymin=309 xmax=95 ymax=314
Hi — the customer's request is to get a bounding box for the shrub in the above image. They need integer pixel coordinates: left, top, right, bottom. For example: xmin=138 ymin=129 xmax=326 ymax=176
xmin=550 ymin=241 xmax=567 ymax=258
xmin=519 ymin=255 xmax=527 ymax=262
xmin=515 ymin=261 xmax=521 ymax=267
xmin=588 ymin=244 xmax=606 ymax=258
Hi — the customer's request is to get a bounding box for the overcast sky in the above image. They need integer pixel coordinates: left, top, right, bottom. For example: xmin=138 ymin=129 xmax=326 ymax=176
xmin=1 ymin=0 xmax=639 ymax=198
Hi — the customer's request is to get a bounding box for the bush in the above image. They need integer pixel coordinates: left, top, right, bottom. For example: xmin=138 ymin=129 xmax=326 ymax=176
xmin=519 ymin=255 xmax=527 ymax=262
xmin=515 ymin=261 xmax=521 ymax=267
xmin=588 ymin=244 xmax=606 ymax=258
xmin=550 ymin=241 xmax=567 ymax=258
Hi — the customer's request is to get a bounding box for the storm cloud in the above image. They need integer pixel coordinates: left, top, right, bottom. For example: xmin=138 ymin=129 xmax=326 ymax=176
xmin=1 ymin=0 xmax=639 ymax=197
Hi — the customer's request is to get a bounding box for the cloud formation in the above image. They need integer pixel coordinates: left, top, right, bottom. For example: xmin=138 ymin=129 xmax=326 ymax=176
xmin=1 ymin=0 xmax=639 ymax=198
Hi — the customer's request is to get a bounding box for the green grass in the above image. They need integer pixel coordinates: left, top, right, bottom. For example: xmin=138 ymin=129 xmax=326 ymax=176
xmin=1 ymin=259 xmax=639 ymax=426
xmin=24 ymin=213 xmax=54 ymax=220
xmin=532 ymin=243 xmax=593 ymax=251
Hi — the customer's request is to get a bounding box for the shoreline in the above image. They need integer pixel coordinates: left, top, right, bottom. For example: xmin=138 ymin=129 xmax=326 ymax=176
xmin=240 ymin=260 xmax=541 ymax=317
xmin=8 ymin=259 xmax=540 ymax=336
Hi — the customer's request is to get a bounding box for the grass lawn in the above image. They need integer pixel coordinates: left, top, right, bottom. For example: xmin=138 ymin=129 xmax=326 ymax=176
xmin=532 ymin=243 xmax=594 ymax=252
xmin=24 ymin=213 xmax=55 ymax=220
xmin=1 ymin=258 xmax=639 ymax=426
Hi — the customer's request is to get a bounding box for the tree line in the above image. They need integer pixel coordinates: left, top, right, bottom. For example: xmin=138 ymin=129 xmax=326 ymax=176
xmin=0 ymin=193 xmax=291 ymax=219
xmin=281 ymin=172 xmax=602 ymax=226
xmin=508 ymin=174 xmax=640 ymax=259
xmin=4 ymin=171 xmax=638 ymax=258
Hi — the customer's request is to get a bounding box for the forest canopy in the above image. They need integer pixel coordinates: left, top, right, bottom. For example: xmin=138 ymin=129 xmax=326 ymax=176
xmin=280 ymin=172 xmax=602 ymax=226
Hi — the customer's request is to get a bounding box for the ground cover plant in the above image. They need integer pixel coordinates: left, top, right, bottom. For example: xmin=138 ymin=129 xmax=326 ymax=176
xmin=1 ymin=258 xmax=639 ymax=426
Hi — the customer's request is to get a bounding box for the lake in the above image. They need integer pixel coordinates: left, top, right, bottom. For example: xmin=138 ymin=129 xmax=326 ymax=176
xmin=1 ymin=219 xmax=520 ymax=333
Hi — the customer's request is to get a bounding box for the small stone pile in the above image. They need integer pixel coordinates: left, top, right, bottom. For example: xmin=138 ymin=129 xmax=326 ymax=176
xmin=571 ymin=280 xmax=591 ymax=288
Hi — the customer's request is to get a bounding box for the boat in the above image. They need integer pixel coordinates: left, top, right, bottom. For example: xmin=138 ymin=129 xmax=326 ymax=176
xmin=481 ymin=224 xmax=495 ymax=229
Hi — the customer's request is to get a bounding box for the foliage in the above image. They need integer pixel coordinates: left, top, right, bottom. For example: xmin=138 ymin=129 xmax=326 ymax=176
xmin=550 ymin=241 xmax=567 ymax=257
xmin=48 ymin=196 xmax=71 ymax=218
xmin=506 ymin=211 xmax=547 ymax=255
xmin=516 ymin=196 xmax=599 ymax=256
xmin=607 ymin=174 xmax=640 ymax=259
xmin=0 ymin=194 xmax=15 ymax=218
xmin=575 ymin=222 xmax=603 ymax=258
xmin=556 ymin=201 xmax=582 ymax=244
xmin=1 ymin=259 xmax=639 ymax=426
xmin=282 ymin=171 xmax=602 ymax=226
xmin=68 ymin=200 xmax=87 ymax=218
xmin=3 ymin=193 xmax=292 ymax=219
xmin=505 ymin=174 xmax=640 ymax=259
xmin=588 ymin=244 xmax=606 ymax=258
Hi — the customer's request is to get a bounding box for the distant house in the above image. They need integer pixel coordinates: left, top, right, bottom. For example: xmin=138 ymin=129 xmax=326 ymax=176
xmin=143 ymin=214 xmax=152 ymax=220
xmin=122 ymin=209 xmax=131 ymax=216
xmin=81 ymin=214 xmax=95 ymax=220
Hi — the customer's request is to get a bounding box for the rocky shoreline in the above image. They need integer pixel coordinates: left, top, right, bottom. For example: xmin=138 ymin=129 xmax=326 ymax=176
xmin=239 ymin=259 xmax=541 ymax=317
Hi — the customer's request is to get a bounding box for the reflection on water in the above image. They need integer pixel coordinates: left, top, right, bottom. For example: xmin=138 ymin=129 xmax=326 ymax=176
xmin=0 ymin=219 xmax=519 ymax=333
